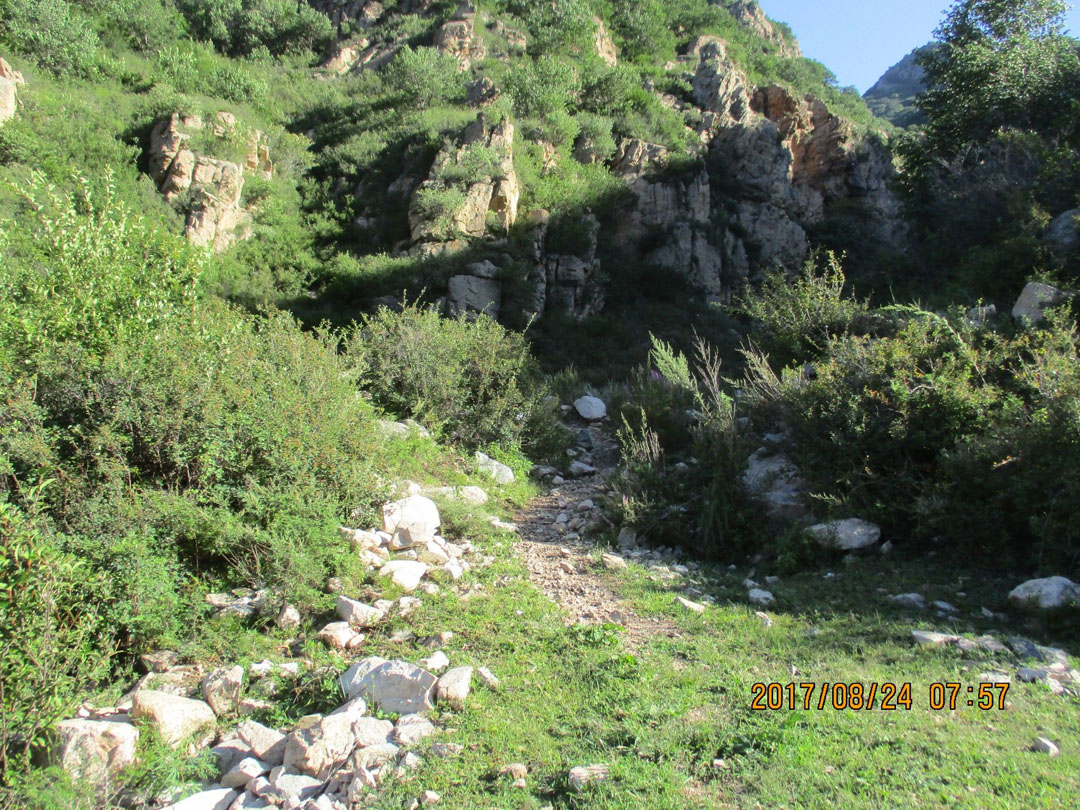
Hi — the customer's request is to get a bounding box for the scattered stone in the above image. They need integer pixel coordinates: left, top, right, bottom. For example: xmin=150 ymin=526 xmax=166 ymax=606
xmin=383 ymin=495 xmax=441 ymax=548
xmin=748 ymin=589 xmax=775 ymax=607
xmin=911 ymin=630 xmax=959 ymax=647
xmin=49 ymin=719 xmax=139 ymax=783
xmin=202 ymin=666 xmax=244 ymax=717
xmin=568 ymin=461 xmax=598 ymax=477
xmin=393 ymin=715 xmax=437 ymax=746
xmin=932 ymin=601 xmax=958 ymax=614
xmin=162 ymin=787 xmax=238 ymax=810
xmin=266 ymin=770 xmax=322 ymax=803
xmin=284 ymin=708 xmax=388 ymax=780
xmin=1008 ymin=576 xmax=1080 ymax=612
xmin=559 ymin=561 xmax=575 ymax=574
xmin=318 ymin=622 xmax=361 ymax=650
xmin=676 ymin=596 xmax=706 ymax=615
xmin=475 ymin=452 xmax=515 ymax=485
xmin=431 ymin=743 xmax=464 ymax=758
xmin=617 ymin=528 xmax=638 ymax=549
xmin=890 ymin=593 xmax=927 ymax=610
xmin=237 ymin=720 xmax=287 ymax=766
xmin=336 ymin=596 xmax=386 ymax=629
xmin=1033 ymin=737 xmax=1060 ymax=756
xmin=601 ymin=553 xmax=628 ymax=571
xmin=573 ymin=396 xmax=607 ymax=421
xmin=277 ymin=604 xmax=301 ymax=631
xmin=379 ymin=561 xmax=430 ymax=592
xmin=477 ymin=667 xmax=500 ymax=690
xmin=501 ymin=763 xmax=528 ymax=780
xmin=459 ymin=486 xmax=489 ymax=505
xmin=755 ymin=611 xmax=774 ymax=629
xmin=132 ymin=691 xmax=216 ymax=748
xmin=221 ymin=756 xmax=271 ymax=789
xmin=436 ymin=667 xmax=473 ymax=709
xmin=351 ymin=742 xmax=400 ymax=770
xmin=1017 ymin=668 xmax=1051 ymax=684
xmin=142 ymin=650 xmax=181 ymax=673
xmin=568 ymin=764 xmax=610 ymax=791
xmin=979 ymin=673 xmax=1012 ymax=684
xmin=422 ymin=651 xmax=451 ymax=673
xmin=420 ymin=790 xmax=441 ymax=805
xmin=742 ymin=449 xmax=806 ymax=519
xmin=341 ymin=658 xmax=437 ymax=715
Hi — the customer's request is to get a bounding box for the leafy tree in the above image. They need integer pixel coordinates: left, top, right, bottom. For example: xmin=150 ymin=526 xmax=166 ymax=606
xmin=382 ymin=45 xmax=465 ymax=110
xmin=917 ymin=0 xmax=1080 ymax=153
xmin=0 ymin=0 xmax=102 ymax=77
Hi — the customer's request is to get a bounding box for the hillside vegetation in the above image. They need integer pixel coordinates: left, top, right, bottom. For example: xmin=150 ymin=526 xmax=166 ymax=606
xmin=1 ymin=1 xmax=1080 ymax=808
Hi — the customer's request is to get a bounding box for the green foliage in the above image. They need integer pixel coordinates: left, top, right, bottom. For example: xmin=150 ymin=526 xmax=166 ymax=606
xmin=0 ymin=496 xmax=112 ymax=778
xmin=346 ymin=302 xmax=540 ymax=450
xmin=0 ymin=173 xmax=203 ymax=370
xmin=0 ymin=0 xmax=102 ymax=77
xmin=736 ymin=253 xmax=871 ymax=368
xmin=383 ymin=45 xmax=466 ymax=110
xmin=495 ymin=0 xmax=600 ymax=55
xmin=504 ymin=54 xmax=581 ymax=120
xmin=918 ymin=0 xmax=1080 ymax=154
xmin=411 ymin=185 xmax=467 ymax=240
xmin=176 ymin=0 xmax=333 ymax=56
xmin=614 ymin=335 xmax=755 ymax=559
xmin=609 ymin=0 xmax=677 ymax=64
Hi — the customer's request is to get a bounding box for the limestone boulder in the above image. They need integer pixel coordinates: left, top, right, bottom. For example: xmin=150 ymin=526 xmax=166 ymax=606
xmin=340 ymin=657 xmax=437 ymax=714
xmin=132 ymin=690 xmax=216 ymax=748
xmin=1012 ymin=282 xmax=1069 ymax=325
xmin=382 ymin=495 xmax=441 ymax=548
xmin=202 ymin=666 xmax=244 ymax=716
xmin=807 ymin=519 xmax=881 ymax=551
xmin=1008 ymin=577 xmax=1080 ymax=612
xmin=49 ymin=719 xmax=139 ymax=783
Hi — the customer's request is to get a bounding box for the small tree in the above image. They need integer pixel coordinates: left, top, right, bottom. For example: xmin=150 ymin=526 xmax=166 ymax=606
xmin=917 ymin=0 xmax=1080 ymax=153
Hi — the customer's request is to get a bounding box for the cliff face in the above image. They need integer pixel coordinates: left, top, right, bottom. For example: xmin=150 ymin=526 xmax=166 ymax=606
xmin=301 ymin=2 xmax=898 ymax=321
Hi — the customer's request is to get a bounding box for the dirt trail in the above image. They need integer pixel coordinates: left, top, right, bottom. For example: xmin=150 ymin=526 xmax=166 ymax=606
xmin=514 ymin=421 xmax=679 ymax=650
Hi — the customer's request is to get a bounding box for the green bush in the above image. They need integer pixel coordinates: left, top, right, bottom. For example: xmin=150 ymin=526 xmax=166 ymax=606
xmin=0 ymin=497 xmax=112 ymax=778
xmin=345 ymin=302 xmax=541 ymax=450
xmin=176 ymin=0 xmax=333 ymax=56
xmin=0 ymin=0 xmax=102 ymax=77
xmin=382 ymin=46 xmax=466 ymax=110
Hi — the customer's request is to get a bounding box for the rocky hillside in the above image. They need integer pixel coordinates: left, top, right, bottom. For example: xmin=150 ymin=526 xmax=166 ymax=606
xmin=863 ymin=46 xmax=931 ymax=128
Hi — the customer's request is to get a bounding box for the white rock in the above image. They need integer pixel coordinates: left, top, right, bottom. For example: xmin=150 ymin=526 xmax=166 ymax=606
xmin=911 ymin=630 xmax=959 ymax=646
xmin=807 ymin=518 xmax=881 ymax=551
xmin=459 ymin=486 xmax=489 ymax=505
xmin=382 ymin=495 xmax=441 ymax=548
xmin=50 ymin=719 xmax=139 ymax=783
xmin=132 ymin=691 xmax=216 ymax=748
xmin=318 ymin=621 xmax=361 ymax=650
xmin=1008 ymin=576 xmax=1080 ymax=612
xmin=443 ymin=559 xmax=465 ymax=581
xmin=336 ymin=596 xmax=386 ymax=628
xmin=890 ymin=593 xmax=927 ymax=610
xmin=203 ymin=666 xmax=245 ymax=716
xmin=568 ymin=764 xmax=610 ymax=791
xmin=221 ymin=757 xmax=271 ymax=789
xmin=742 ymin=449 xmax=806 ymax=519
xmin=418 ymin=540 xmax=452 ymax=565
xmin=601 ymin=553 xmax=628 ymax=571
xmin=237 ymin=720 xmax=287 ymax=766
xmin=748 ymin=589 xmax=775 ymax=607
xmin=277 ymin=604 xmax=301 ymax=631
xmin=351 ymin=742 xmax=400 ymax=769
xmin=422 ymin=651 xmax=451 ymax=673
xmin=163 ymin=788 xmax=238 ymax=810
xmin=420 ymin=790 xmax=441 ymax=805
xmin=1013 ymin=282 xmax=1068 ymax=325
xmin=379 ymin=560 xmax=430 ymax=592
xmin=436 ymin=667 xmax=473 ymax=709
xmin=573 ymin=396 xmax=607 ymax=420
xmin=676 ymin=596 xmax=706 ymax=615
xmin=477 ymin=667 xmax=500 ymax=690
xmin=340 ymin=658 xmax=437 ymax=715
xmin=430 ymin=742 xmax=463 ymax=758
xmin=475 ymin=452 xmax=515 ymax=485
xmin=1033 ymin=737 xmax=1060 ymax=756
xmin=933 ymin=600 xmax=958 ymax=613
xmin=284 ymin=711 xmax=372 ymax=779
xmin=568 ymin=461 xmax=597 ymax=477
xmin=267 ymin=770 xmax=322 ymax=802
xmin=393 ymin=714 xmax=437 ymax=746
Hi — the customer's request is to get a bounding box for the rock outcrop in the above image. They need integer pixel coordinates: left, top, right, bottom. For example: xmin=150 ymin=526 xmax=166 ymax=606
xmin=147 ymin=113 xmax=273 ymax=253
xmin=728 ymin=1 xmax=801 ymax=59
xmin=0 ymin=56 xmax=24 ymax=126
xmin=434 ymin=3 xmax=486 ymax=69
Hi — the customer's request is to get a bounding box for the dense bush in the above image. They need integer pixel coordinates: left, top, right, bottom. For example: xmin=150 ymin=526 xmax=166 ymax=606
xmin=176 ymin=0 xmax=334 ymax=56
xmin=346 ymin=302 xmax=541 ymax=450
xmin=0 ymin=0 xmax=102 ymax=78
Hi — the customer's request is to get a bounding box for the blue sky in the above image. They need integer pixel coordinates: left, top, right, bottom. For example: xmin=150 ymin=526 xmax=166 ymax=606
xmin=759 ymin=0 xmax=1080 ymax=93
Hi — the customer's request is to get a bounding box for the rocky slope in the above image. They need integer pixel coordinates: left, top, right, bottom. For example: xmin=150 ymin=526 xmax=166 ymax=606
xmin=863 ymin=46 xmax=931 ymax=128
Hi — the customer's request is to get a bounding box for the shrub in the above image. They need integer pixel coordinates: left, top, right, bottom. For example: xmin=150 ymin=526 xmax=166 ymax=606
xmin=0 ymin=0 xmax=102 ymax=77
xmin=736 ymin=252 xmax=872 ymax=368
xmin=345 ymin=302 xmax=541 ymax=450
xmin=0 ymin=497 xmax=112 ymax=778
xmin=382 ymin=46 xmax=466 ymax=110
xmin=176 ymin=0 xmax=333 ymax=56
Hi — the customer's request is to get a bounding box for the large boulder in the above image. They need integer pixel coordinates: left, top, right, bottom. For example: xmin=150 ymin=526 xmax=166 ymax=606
xmin=1008 ymin=577 xmax=1080 ymax=613
xmin=1012 ymin=282 xmax=1069 ymax=325
xmin=435 ymin=666 xmax=473 ymax=709
xmin=475 ymin=451 xmax=514 ymax=484
xmin=202 ymin=666 xmax=244 ymax=716
xmin=742 ymin=449 xmax=807 ymax=520
xmin=336 ymin=596 xmax=386 ymax=629
xmin=132 ymin=690 xmax=216 ymax=748
xmin=162 ymin=788 xmax=238 ymax=810
xmin=340 ymin=657 xmax=437 ymax=715
xmin=49 ymin=719 xmax=139 ymax=783
xmin=0 ymin=56 xmax=23 ymax=126
xmin=283 ymin=703 xmax=391 ymax=779
xmin=1046 ymin=209 xmax=1080 ymax=255
xmin=382 ymin=495 xmax=441 ymax=548
xmin=573 ymin=396 xmax=607 ymax=421
xmin=446 ymin=274 xmax=501 ymax=318
xmin=806 ymin=518 xmax=881 ymax=550
xmin=237 ymin=719 xmax=287 ymax=765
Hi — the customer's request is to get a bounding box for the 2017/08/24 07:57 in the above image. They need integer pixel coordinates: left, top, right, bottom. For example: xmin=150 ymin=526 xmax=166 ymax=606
xmin=750 ymin=682 xmax=1011 ymax=711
